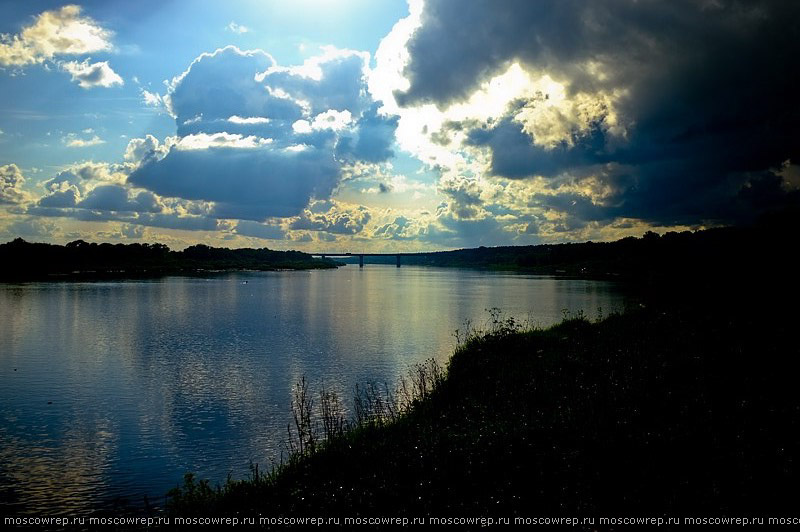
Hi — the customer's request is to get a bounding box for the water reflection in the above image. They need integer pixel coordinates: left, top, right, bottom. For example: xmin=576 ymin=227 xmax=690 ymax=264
xmin=0 ymin=266 xmax=629 ymax=513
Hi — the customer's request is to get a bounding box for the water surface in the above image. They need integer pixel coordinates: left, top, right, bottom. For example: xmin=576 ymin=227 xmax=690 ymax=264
xmin=0 ymin=266 xmax=629 ymax=513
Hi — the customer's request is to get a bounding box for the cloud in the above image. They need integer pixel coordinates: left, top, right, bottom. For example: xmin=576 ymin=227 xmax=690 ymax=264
xmin=226 ymin=22 xmax=250 ymax=34
xmin=360 ymin=182 xmax=393 ymax=195
xmin=61 ymin=59 xmax=123 ymax=88
xmin=369 ymin=205 xmax=516 ymax=248
xmin=0 ymin=217 xmax=56 ymax=240
xmin=335 ymin=103 xmax=399 ymax=163
xmin=232 ymin=220 xmax=286 ymax=240
xmin=23 ymin=161 xmax=234 ymax=236
xmin=63 ymin=133 xmax=105 ymax=147
xmin=373 ymin=215 xmax=417 ymax=240
xmin=35 ymin=161 xmax=149 ymax=216
xmin=44 ymin=161 xmax=129 ymax=194
xmin=293 ymin=109 xmax=353 ymax=133
xmin=528 ymin=190 xmax=614 ymax=225
xmin=228 ymin=115 xmax=270 ymax=125
xmin=465 ymin=117 xmax=608 ymax=178
xmin=130 ymin=212 xmax=220 ymax=232
xmin=290 ymin=201 xmax=371 ymax=234
xmin=128 ymin=45 xmax=399 ymax=223
xmin=291 ymin=232 xmax=314 ymax=243
xmin=0 ymin=5 xmax=113 ymax=67
xmin=165 ymin=46 xmax=282 ymax=126
xmin=141 ymin=89 xmax=165 ymax=109
xmin=316 ymin=232 xmax=336 ymax=243
xmin=374 ymin=0 xmax=800 ymax=227
xmin=1 ymin=164 xmax=29 ymax=204
xmin=121 ymin=223 xmax=144 ymax=239
xmin=130 ymin=139 xmax=340 ymax=220
xmin=259 ymin=47 xmax=372 ymax=116
xmin=368 ymin=0 xmax=423 ymax=112
xmin=27 ymin=201 xmax=221 ymax=233
xmin=434 ymin=211 xmax=515 ymax=247
xmin=437 ymin=175 xmax=486 ymax=220
xmin=348 ymin=167 xmax=432 ymax=198
xmin=38 ymin=188 xmax=78 ymax=208
xmin=124 ymin=134 xmax=169 ymax=164
xmin=174 ymin=132 xmax=273 ymax=150
xmin=76 ymin=185 xmax=162 ymax=213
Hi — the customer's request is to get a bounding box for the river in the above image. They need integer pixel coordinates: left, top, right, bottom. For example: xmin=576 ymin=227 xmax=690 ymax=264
xmin=0 ymin=265 xmax=630 ymax=513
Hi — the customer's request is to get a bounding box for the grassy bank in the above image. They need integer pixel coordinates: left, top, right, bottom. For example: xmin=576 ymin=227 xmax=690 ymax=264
xmin=167 ymin=300 xmax=799 ymax=518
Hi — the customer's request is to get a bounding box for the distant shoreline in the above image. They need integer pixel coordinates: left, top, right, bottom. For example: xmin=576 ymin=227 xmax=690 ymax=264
xmin=0 ymin=238 xmax=339 ymax=282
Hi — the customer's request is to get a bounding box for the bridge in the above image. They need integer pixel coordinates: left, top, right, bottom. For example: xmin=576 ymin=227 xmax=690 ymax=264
xmin=310 ymin=252 xmax=431 ymax=267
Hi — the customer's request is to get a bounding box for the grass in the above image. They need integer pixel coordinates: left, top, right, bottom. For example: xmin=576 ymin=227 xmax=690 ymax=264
xmin=166 ymin=300 xmax=799 ymax=519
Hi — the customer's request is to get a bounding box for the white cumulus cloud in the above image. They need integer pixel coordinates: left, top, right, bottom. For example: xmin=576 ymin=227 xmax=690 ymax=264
xmin=141 ymin=89 xmax=165 ymax=108
xmin=128 ymin=45 xmax=399 ymax=222
xmin=228 ymin=115 xmax=270 ymax=125
xmin=1 ymin=163 xmax=29 ymax=204
xmin=174 ymin=133 xmax=273 ymax=150
xmin=61 ymin=59 xmax=123 ymax=88
xmin=0 ymin=5 xmax=113 ymax=66
xmin=63 ymin=133 xmax=105 ymax=147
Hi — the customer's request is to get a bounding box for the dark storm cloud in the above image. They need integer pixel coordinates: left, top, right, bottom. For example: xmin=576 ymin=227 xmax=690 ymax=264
xmin=233 ymin=220 xmax=286 ymax=240
xmin=129 ymin=145 xmax=339 ymax=220
xmin=528 ymin=191 xmax=614 ymax=224
xmin=76 ymin=185 xmax=161 ymax=213
xmin=37 ymin=188 xmax=78 ymax=208
xmin=434 ymin=212 xmax=515 ymax=247
xmin=133 ymin=213 xmax=219 ymax=232
xmin=400 ymin=0 xmax=800 ymax=225
xmin=28 ymin=203 xmax=221 ymax=232
xmin=465 ymin=118 xmax=608 ymax=178
xmin=336 ymin=103 xmax=399 ymax=163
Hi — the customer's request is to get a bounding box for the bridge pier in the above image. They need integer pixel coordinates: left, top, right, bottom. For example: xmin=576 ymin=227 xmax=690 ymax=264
xmin=396 ymin=254 xmax=401 ymax=267
xmin=359 ymin=255 xmax=364 ymax=268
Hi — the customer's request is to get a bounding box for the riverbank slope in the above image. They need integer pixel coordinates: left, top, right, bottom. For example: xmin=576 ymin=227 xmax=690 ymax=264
xmin=167 ymin=293 xmax=799 ymax=518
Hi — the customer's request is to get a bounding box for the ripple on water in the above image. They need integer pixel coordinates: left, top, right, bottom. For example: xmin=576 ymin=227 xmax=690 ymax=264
xmin=0 ymin=268 xmax=630 ymax=512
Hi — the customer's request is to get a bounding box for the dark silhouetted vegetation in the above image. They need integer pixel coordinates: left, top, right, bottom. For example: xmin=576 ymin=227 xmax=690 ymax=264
xmin=399 ymin=218 xmax=793 ymax=284
xmin=0 ymin=239 xmax=338 ymax=280
xmin=166 ymin=292 xmax=799 ymax=519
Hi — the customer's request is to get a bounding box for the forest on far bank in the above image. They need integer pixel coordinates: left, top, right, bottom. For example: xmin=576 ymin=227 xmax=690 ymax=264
xmin=0 ymin=239 xmax=338 ymax=280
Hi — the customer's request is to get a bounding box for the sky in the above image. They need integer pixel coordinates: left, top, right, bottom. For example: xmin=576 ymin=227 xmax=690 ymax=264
xmin=1 ymin=0 xmax=798 ymax=251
